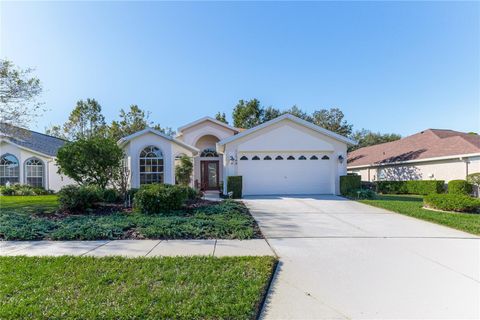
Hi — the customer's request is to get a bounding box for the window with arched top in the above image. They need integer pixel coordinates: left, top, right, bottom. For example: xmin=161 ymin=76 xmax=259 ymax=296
xmin=321 ymin=155 xmax=330 ymax=160
xmin=240 ymin=156 xmax=248 ymax=160
xmin=287 ymin=155 xmax=295 ymax=160
xmin=0 ymin=154 xmax=19 ymax=185
xmin=299 ymin=155 xmax=307 ymax=160
xmin=310 ymin=155 xmax=318 ymax=160
xmin=200 ymin=148 xmax=218 ymax=157
xmin=25 ymin=158 xmax=44 ymax=187
xmin=252 ymin=156 xmax=260 ymax=160
xmin=263 ymin=156 xmax=272 ymax=160
xmin=139 ymin=146 xmax=164 ymax=185
xmin=275 ymin=156 xmax=283 ymax=160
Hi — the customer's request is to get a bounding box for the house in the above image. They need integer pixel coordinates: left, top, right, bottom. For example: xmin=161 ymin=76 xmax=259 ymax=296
xmin=0 ymin=124 xmax=75 ymax=191
xmin=1 ymin=114 xmax=356 ymax=195
xmin=347 ymin=129 xmax=480 ymax=182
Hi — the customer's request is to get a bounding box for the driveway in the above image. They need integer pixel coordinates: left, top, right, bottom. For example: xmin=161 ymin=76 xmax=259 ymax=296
xmin=244 ymin=195 xmax=480 ymax=320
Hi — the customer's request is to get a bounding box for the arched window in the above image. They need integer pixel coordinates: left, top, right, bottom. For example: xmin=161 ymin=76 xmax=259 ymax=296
xmin=299 ymin=155 xmax=307 ymax=160
xmin=240 ymin=156 xmax=248 ymax=160
xmin=139 ymin=146 xmax=164 ymax=185
xmin=263 ymin=156 xmax=272 ymax=160
xmin=310 ymin=155 xmax=318 ymax=160
xmin=321 ymin=155 xmax=330 ymax=160
xmin=0 ymin=154 xmax=19 ymax=185
xmin=275 ymin=155 xmax=283 ymax=160
xmin=252 ymin=156 xmax=260 ymax=160
xmin=200 ymin=148 xmax=218 ymax=157
xmin=287 ymin=155 xmax=295 ymax=160
xmin=25 ymin=158 xmax=44 ymax=187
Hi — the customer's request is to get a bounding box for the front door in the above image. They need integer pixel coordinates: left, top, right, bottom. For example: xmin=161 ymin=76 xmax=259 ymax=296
xmin=200 ymin=161 xmax=219 ymax=190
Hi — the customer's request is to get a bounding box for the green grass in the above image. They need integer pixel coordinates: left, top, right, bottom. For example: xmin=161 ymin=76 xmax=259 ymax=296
xmin=0 ymin=196 xmax=259 ymax=240
xmin=360 ymin=194 xmax=480 ymax=235
xmin=0 ymin=255 xmax=276 ymax=320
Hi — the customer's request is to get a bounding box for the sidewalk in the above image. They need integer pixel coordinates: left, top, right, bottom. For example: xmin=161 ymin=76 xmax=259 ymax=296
xmin=0 ymin=239 xmax=275 ymax=257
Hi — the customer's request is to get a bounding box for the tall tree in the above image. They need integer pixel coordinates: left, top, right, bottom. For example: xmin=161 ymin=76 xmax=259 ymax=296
xmin=312 ymin=108 xmax=353 ymax=137
xmin=262 ymin=106 xmax=282 ymax=122
xmin=214 ymin=112 xmax=228 ymax=124
xmin=283 ymin=105 xmax=313 ymax=122
xmin=0 ymin=59 xmax=43 ymax=129
xmin=232 ymin=99 xmax=264 ymax=129
xmin=349 ymin=129 xmax=401 ymax=151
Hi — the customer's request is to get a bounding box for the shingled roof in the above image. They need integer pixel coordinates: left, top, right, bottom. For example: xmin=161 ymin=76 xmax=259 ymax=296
xmin=0 ymin=123 xmax=68 ymax=157
xmin=348 ymin=129 xmax=480 ymax=167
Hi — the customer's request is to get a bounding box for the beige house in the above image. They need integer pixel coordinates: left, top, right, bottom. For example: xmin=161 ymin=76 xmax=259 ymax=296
xmin=347 ymin=129 xmax=480 ymax=182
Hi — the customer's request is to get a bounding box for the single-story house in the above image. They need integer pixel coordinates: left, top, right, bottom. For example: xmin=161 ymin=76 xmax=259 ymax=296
xmin=347 ymin=129 xmax=480 ymax=182
xmin=1 ymin=114 xmax=355 ymax=195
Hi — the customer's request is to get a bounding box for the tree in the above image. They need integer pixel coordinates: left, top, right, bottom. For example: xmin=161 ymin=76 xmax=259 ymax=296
xmin=232 ymin=99 xmax=264 ymax=129
xmin=349 ymin=129 xmax=401 ymax=151
xmin=0 ymin=59 xmax=43 ymax=129
xmin=283 ymin=105 xmax=313 ymax=122
xmin=312 ymin=108 xmax=353 ymax=137
xmin=262 ymin=106 xmax=282 ymax=122
xmin=215 ymin=112 xmax=228 ymax=124
xmin=175 ymin=155 xmax=193 ymax=185
xmin=56 ymin=136 xmax=123 ymax=188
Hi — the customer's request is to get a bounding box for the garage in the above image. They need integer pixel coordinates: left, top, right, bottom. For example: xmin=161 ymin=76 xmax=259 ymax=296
xmin=217 ymin=114 xmax=356 ymax=196
xmin=238 ymin=153 xmax=333 ymax=195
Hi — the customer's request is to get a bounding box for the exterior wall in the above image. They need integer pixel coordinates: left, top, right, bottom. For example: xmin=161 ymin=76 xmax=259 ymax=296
xmin=348 ymin=156 xmax=480 ymax=182
xmin=0 ymin=141 xmax=74 ymax=191
xmin=122 ymin=132 xmax=195 ymax=188
xmin=220 ymin=119 xmax=348 ymax=195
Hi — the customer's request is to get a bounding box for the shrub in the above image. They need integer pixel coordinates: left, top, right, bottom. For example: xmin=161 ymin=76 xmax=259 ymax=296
xmin=0 ymin=184 xmax=51 ymax=196
xmin=58 ymin=185 xmax=103 ymax=213
xmin=448 ymin=180 xmax=473 ymax=195
xmin=345 ymin=188 xmax=376 ymax=200
xmin=133 ymin=184 xmax=189 ymax=214
xmin=175 ymin=185 xmax=201 ymax=201
xmin=340 ymin=175 xmax=361 ymax=195
xmin=375 ymin=180 xmax=444 ymax=195
xmin=424 ymin=194 xmax=480 ymax=213
xmin=101 ymin=188 xmax=121 ymax=203
xmin=227 ymin=176 xmax=242 ymax=199
xmin=466 ymin=173 xmax=480 ymax=187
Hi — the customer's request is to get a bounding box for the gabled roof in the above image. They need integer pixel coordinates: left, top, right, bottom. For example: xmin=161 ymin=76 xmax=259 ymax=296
xmin=177 ymin=116 xmax=239 ymax=134
xmin=0 ymin=123 xmax=67 ymax=157
xmin=217 ymin=113 xmax=357 ymax=146
xmin=347 ymin=129 xmax=480 ymax=167
xmin=118 ymin=127 xmax=199 ymax=153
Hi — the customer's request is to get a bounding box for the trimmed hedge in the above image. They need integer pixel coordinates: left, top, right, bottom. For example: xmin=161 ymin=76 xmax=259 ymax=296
xmin=227 ymin=176 xmax=242 ymax=199
xmin=134 ymin=184 xmax=195 ymax=214
xmin=448 ymin=180 xmax=473 ymax=195
xmin=58 ymin=185 xmax=103 ymax=213
xmin=340 ymin=175 xmax=361 ymax=195
xmin=375 ymin=180 xmax=444 ymax=195
xmin=424 ymin=194 xmax=480 ymax=213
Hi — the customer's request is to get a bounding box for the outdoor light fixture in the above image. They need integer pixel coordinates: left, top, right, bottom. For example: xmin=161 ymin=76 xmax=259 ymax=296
xmin=338 ymin=155 xmax=344 ymax=164
xmin=229 ymin=155 xmax=236 ymax=165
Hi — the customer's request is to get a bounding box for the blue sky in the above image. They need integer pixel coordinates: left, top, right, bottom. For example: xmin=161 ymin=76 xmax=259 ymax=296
xmin=1 ymin=1 xmax=479 ymax=136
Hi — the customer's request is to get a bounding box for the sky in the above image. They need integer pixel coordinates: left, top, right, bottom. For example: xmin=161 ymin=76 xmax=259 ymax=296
xmin=1 ymin=1 xmax=479 ymax=136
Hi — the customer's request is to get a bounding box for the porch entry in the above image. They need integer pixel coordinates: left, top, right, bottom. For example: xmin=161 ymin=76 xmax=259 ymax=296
xmin=200 ymin=160 xmax=219 ymax=190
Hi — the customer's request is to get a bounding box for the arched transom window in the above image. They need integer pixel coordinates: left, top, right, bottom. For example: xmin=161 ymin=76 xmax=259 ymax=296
xmin=0 ymin=154 xmax=19 ymax=185
xmin=200 ymin=148 xmax=218 ymax=157
xmin=25 ymin=158 xmax=44 ymax=187
xmin=139 ymin=146 xmax=164 ymax=185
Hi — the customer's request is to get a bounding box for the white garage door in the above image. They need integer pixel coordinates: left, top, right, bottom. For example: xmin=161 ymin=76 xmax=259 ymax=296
xmin=237 ymin=153 xmax=333 ymax=195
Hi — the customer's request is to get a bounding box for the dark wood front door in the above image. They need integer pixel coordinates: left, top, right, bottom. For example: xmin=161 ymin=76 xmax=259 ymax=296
xmin=200 ymin=161 xmax=219 ymax=190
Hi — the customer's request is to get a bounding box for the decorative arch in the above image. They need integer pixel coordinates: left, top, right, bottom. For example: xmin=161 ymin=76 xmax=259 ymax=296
xmin=139 ymin=146 xmax=164 ymax=185
xmin=200 ymin=148 xmax=219 ymax=157
xmin=0 ymin=154 xmax=19 ymax=185
xmin=24 ymin=157 xmax=45 ymax=188
xmin=192 ymin=133 xmax=222 ymax=151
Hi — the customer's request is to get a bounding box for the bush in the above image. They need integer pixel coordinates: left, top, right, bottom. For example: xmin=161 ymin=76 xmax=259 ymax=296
xmin=101 ymin=188 xmax=121 ymax=203
xmin=227 ymin=176 xmax=242 ymax=199
xmin=0 ymin=184 xmax=51 ymax=196
xmin=175 ymin=185 xmax=201 ymax=201
xmin=448 ymin=180 xmax=473 ymax=195
xmin=466 ymin=173 xmax=480 ymax=187
xmin=345 ymin=188 xmax=376 ymax=200
xmin=375 ymin=180 xmax=444 ymax=195
xmin=340 ymin=175 xmax=361 ymax=195
xmin=58 ymin=185 xmax=103 ymax=213
xmin=424 ymin=194 xmax=480 ymax=213
xmin=133 ymin=184 xmax=189 ymax=214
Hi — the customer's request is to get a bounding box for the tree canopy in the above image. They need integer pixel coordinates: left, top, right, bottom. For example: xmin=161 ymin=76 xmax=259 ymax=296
xmin=349 ymin=129 xmax=401 ymax=151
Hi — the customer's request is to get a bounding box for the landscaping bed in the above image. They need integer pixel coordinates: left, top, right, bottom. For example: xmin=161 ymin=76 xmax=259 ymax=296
xmin=0 ymin=196 xmax=262 ymax=240
xmin=360 ymin=194 xmax=480 ymax=235
xmin=0 ymin=255 xmax=276 ymax=319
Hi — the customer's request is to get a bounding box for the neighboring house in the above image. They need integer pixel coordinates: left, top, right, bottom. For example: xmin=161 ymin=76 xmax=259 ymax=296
xmin=0 ymin=124 xmax=75 ymax=191
xmin=1 ymin=114 xmax=355 ymax=196
xmin=347 ymin=129 xmax=480 ymax=182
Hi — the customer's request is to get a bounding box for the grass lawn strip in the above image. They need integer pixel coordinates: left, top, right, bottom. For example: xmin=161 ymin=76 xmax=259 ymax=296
xmin=0 ymin=196 xmax=261 ymax=240
xmin=360 ymin=194 xmax=480 ymax=236
xmin=0 ymin=255 xmax=276 ymax=320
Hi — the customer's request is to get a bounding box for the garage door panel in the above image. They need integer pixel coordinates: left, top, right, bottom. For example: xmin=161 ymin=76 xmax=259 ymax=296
xmin=238 ymin=153 xmax=333 ymax=195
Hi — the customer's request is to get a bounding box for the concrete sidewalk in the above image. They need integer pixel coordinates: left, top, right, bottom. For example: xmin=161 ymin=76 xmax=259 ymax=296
xmin=0 ymin=239 xmax=275 ymax=257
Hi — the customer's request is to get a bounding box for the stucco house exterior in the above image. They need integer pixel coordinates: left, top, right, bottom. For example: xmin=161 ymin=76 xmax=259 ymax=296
xmin=347 ymin=129 xmax=480 ymax=182
xmin=1 ymin=114 xmax=355 ymax=196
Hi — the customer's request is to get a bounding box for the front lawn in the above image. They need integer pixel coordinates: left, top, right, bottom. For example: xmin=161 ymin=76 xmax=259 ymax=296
xmin=0 ymin=196 xmax=261 ymax=240
xmin=0 ymin=255 xmax=276 ymax=319
xmin=360 ymin=194 xmax=480 ymax=235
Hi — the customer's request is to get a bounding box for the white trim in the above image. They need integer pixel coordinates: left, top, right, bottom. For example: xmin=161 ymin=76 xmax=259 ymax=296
xmin=347 ymin=152 xmax=480 ymax=169
xmin=177 ymin=116 xmax=239 ymax=133
xmin=217 ymin=114 xmax=357 ymax=147
xmin=0 ymin=138 xmax=56 ymax=159
xmin=117 ymin=128 xmax=199 ymax=154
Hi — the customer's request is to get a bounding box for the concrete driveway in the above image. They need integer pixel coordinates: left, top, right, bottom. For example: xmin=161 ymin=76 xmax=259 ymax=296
xmin=244 ymin=195 xmax=480 ymax=320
